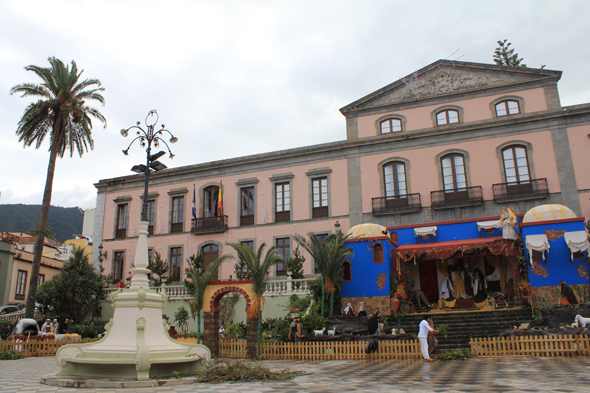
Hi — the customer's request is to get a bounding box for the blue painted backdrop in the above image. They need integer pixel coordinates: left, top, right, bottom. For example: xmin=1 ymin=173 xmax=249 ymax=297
xmin=340 ymin=239 xmax=393 ymax=298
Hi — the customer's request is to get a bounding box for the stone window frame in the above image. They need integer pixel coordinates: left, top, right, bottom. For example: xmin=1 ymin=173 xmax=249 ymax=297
xmin=377 ymin=157 xmax=412 ymax=197
xmin=434 ymin=148 xmax=472 ymax=191
xmin=168 ymin=244 xmax=184 ymax=282
xmin=237 ymin=238 xmax=256 ymax=276
xmin=431 ymin=105 xmax=464 ymax=126
xmin=15 ymin=269 xmax=28 ymax=299
xmin=490 ymin=95 xmax=525 ymax=118
xmin=140 ymin=191 xmax=159 ymax=235
xmin=113 ymin=195 xmax=131 ymax=240
xmin=270 ymin=172 xmax=294 ymax=223
xmin=306 ymin=167 xmax=332 ymax=219
xmin=112 ymin=249 xmax=126 ymax=282
xmin=235 ymin=177 xmax=259 ymax=226
xmin=495 ymin=140 xmax=536 ymax=183
xmin=375 ymin=113 xmax=407 ymax=135
xmin=168 ymin=188 xmax=188 ymax=233
xmin=313 ymin=232 xmax=329 ymax=274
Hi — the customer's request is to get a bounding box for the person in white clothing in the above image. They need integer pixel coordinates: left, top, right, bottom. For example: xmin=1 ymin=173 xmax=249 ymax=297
xmin=418 ymin=316 xmax=439 ymax=362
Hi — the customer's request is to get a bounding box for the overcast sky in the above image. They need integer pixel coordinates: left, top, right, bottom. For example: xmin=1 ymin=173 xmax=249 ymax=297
xmin=1 ymin=0 xmax=589 ymax=210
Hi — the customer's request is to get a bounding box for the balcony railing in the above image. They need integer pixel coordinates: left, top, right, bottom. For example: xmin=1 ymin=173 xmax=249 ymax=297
xmin=191 ymin=215 xmax=228 ymax=235
xmin=372 ymin=193 xmax=422 ymax=215
xmin=312 ymin=206 xmax=329 ymax=218
xmin=103 ymin=278 xmax=312 ymax=300
xmin=431 ymin=186 xmax=484 ymax=210
xmin=492 ymin=178 xmax=549 ymax=203
xmin=115 ymin=228 xmax=127 ymax=239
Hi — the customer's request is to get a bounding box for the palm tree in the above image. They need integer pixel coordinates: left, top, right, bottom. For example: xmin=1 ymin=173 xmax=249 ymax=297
xmin=10 ymin=57 xmax=106 ymax=317
xmin=184 ymin=253 xmax=230 ymax=343
xmin=229 ymin=242 xmax=282 ymax=356
xmin=295 ymin=231 xmax=351 ymax=316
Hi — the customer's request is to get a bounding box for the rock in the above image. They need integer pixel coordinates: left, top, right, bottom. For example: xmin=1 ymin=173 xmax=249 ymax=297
xmin=518 ymin=323 xmax=531 ymax=330
xmin=400 ymin=329 xmax=406 ymax=334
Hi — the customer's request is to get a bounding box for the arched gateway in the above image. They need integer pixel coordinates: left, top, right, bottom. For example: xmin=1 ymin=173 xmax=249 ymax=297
xmin=202 ymin=280 xmax=259 ymax=358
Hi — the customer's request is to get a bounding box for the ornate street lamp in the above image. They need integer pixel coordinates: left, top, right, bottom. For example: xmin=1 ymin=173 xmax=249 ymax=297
xmin=121 ymin=110 xmax=178 ymax=221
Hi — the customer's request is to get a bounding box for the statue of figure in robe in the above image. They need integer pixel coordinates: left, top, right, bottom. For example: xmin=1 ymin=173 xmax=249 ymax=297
xmin=500 ymin=207 xmax=518 ymax=240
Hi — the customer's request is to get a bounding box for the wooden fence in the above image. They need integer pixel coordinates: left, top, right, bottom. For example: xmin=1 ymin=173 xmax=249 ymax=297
xmin=471 ymin=334 xmax=590 ymax=357
xmin=219 ymin=338 xmax=248 ymax=358
xmin=0 ymin=339 xmax=93 ymax=358
xmin=260 ymin=339 xmax=421 ymax=360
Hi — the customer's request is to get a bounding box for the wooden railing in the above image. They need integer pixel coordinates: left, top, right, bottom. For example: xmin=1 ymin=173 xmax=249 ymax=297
xmin=470 ymin=334 xmax=590 ymax=357
xmin=219 ymin=338 xmax=248 ymax=358
xmin=261 ymin=339 xmax=421 ymax=360
xmin=0 ymin=339 xmax=94 ymax=358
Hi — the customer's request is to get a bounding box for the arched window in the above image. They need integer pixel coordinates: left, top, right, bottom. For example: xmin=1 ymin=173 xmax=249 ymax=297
xmin=373 ymin=243 xmax=384 ymax=264
xmin=495 ymin=100 xmax=520 ymax=116
xmin=383 ymin=161 xmax=407 ymax=197
xmin=341 ymin=261 xmax=351 ymax=282
xmin=202 ymin=244 xmax=220 ymax=281
xmin=380 ymin=118 xmax=402 ymax=134
xmin=502 ymin=145 xmax=530 ymax=184
xmin=441 ymin=153 xmax=466 ymax=191
xmin=436 ymin=109 xmax=460 ymax=125
xmin=203 ymin=186 xmax=220 ymax=218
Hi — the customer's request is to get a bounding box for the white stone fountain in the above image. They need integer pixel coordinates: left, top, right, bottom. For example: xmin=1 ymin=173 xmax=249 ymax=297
xmin=46 ymin=222 xmax=210 ymax=384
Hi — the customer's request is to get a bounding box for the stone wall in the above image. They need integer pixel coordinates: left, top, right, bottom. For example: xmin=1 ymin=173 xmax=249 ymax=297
xmin=530 ymin=283 xmax=589 ymax=306
xmin=341 ymin=296 xmax=391 ymax=316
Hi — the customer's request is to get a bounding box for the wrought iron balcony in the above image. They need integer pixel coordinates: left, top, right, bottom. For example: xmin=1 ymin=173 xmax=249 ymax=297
xmin=372 ymin=193 xmax=422 ymax=215
xmin=191 ymin=215 xmax=228 ymax=235
xmin=492 ymin=178 xmax=549 ymax=203
xmin=431 ymin=186 xmax=483 ymax=210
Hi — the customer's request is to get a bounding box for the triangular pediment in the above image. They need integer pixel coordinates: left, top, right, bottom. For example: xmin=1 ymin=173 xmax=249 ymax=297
xmin=341 ymin=60 xmax=561 ymax=114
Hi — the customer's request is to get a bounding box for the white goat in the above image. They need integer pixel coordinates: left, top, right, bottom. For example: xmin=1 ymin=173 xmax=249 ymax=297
xmin=327 ymin=328 xmax=336 ymax=336
xmin=314 ymin=327 xmax=326 ymax=336
xmin=575 ymin=315 xmax=590 ymax=328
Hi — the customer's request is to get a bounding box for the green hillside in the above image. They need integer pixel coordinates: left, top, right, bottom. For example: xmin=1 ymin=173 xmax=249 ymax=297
xmin=0 ymin=204 xmax=84 ymax=243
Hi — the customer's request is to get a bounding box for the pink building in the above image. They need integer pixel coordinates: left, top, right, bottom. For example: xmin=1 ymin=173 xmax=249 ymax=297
xmin=93 ymin=60 xmax=590 ymax=284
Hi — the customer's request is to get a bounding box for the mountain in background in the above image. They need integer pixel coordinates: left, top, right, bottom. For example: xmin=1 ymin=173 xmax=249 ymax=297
xmin=0 ymin=204 xmax=84 ymax=243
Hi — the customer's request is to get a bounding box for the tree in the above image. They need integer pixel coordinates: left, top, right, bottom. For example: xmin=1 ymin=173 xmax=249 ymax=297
xmin=493 ymin=39 xmax=526 ymax=67
xmin=229 ymin=242 xmax=282 ymax=356
xmin=28 ymin=223 xmax=56 ymax=239
xmin=36 ymin=247 xmax=106 ymax=325
xmin=295 ymin=231 xmax=351 ymax=316
xmin=148 ymin=251 xmax=172 ymax=287
xmin=184 ymin=253 xmax=230 ymax=343
xmin=285 ymin=247 xmax=305 ymax=280
xmin=233 ymin=257 xmax=252 ymax=280
xmin=10 ymin=57 xmax=106 ymax=318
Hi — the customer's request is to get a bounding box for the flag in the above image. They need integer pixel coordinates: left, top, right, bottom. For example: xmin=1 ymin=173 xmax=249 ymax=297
xmin=192 ymin=184 xmax=197 ymax=222
xmin=217 ymin=180 xmax=223 ymax=217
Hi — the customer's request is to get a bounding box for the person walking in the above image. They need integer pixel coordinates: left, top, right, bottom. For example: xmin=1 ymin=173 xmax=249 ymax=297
xmin=418 ymin=315 xmax=439 ymax=362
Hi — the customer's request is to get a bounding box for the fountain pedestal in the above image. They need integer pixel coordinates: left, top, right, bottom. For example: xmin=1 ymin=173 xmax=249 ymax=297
xmin=50 ymin=222 xmax=210 ymax=381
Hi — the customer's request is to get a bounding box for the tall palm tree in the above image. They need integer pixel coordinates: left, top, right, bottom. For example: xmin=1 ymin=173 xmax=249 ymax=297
xmin=185 ymin=253 xmax=230 ymax=343
xmin=10 ymin=57 xmax=106 ymax=317
xmin=229 ymin=242 xmax=282 ymax=356
xmin=295 ymin=231 xmax=351 ymax=316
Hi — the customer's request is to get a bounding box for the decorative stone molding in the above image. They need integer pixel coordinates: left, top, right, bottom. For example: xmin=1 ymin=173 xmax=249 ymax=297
xmin=113 ymin=196 xmax=132 ymax=203
xmin=489 ymin=95 xmax=526 ymax=118
xmin=374 ymin=113 xmax=407 ymax=135
xmin=56 ymin=347 xmax=82 ymax=367
xmin=305 ymin=167 xmax=332 ymax=177
xmin=167 ymin=187 xmax=188 ymax=196
xmin=430 ymin=104 xmax=465 ymax=126
xmin=235 ymin=177 xmax=259 ymax=186
xmin=269 ymin=172 xmax=294 ymax=182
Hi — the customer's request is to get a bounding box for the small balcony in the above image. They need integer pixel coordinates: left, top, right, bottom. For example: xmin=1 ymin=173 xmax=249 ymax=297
xmin=191 ymin=215 xmax=228 ymax=235
xmin=431 ymin=186 xmax=484 ymax=210
xmin=240 ymin=214 xmax=254 ymax=226
xmin=492 ymin=178 xmax=549 ymax=203
xmin=115 ymin=228 xmax=127 ymax=239
xmin=312 ymin=206 xmax=329 ymax=218
xmin=372 ymin=193 xmax=422 ymax=215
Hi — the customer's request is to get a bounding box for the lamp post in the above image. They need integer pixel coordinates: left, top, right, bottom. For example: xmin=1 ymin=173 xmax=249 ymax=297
xmin=121 ymin=110 xmax=178 ymax=222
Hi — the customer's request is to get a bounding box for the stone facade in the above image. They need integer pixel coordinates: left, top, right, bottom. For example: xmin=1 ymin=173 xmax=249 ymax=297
xmin=341 ymin=296 xmax=391 ymax=316
xmin=530 ymin=284 xmax=590 ymax=306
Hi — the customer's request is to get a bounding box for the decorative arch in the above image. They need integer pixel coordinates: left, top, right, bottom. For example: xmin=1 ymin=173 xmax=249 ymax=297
xmin=198 ymin=182 xmax=223 ymax=218
xmin=495 ymin=140 xmax=536 ymax=183
xmin=489 ymin=95 xmax=525 ymax=118
xmin=377 ymin=156 xmax=412 ymax=197
xmin=209 ymin=286 xmax=252 ymax=312
xmin=374 ymin=113 xmax=407 ymax=135
xmin=430 ymin=104 xmax=464 ymax=126
xmin=434 ymin=148 xmax=472 ymax=190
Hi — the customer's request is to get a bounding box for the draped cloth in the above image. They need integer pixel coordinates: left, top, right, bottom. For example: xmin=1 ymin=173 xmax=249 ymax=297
xmin=472 ymin=267 xmax=488 ymax=303
xmin=415 ymin=226 xmax=437 ymax=237
xmin=525 ymin=234 xmax=550 ymax=265
xmin=564 ymin=231 xmax=590 ymax=260
xmin=560 ymin=282 xmax=578 ymax=305
xmin=367 ymin=312 xmax=380 ymax=335
xmin=483 ymin=256 xmax=507 ymax=293
xmin=439 ymin=277 xmax=454 ymax=300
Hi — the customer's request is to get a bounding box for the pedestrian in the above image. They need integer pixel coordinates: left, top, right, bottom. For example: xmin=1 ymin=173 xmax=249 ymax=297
xmin=418 ymin=315 xmax=439 ymax=362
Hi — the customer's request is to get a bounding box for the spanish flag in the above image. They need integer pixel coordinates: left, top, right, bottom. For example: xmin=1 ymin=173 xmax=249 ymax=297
xmin=217 ymin=180 xmax=223 ymax=217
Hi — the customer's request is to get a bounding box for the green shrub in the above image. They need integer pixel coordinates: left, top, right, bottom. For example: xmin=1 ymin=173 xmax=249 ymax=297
xmin=67 ymin=318 xmax=107 ymax=339
xmin=436 ymin=348 xmax=473 ymax=361
xmin=0 ymin=320 xmax=16 ymax=340
xmin=225 ymin=322 xmax=246 ymax=340
xmin=0 ymin=350 xmax=22 ymax=360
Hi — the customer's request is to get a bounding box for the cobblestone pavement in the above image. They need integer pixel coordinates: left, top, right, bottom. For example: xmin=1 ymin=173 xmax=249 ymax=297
xmin=2 ymin=356 xmax=590 ymax=392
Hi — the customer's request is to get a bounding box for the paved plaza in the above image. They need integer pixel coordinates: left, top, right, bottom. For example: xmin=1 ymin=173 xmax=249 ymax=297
xmin=1 ymin=356 xmax=590 ymax=393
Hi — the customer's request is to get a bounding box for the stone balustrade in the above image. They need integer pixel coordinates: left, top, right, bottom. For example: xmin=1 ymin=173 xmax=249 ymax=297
xmin=104 ymin=277 xmax=312 ymax=301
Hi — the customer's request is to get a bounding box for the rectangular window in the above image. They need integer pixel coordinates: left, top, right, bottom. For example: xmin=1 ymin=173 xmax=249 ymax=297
xmin=275 ymin=182 xmax=291 ymax=222
xmin=275 ymin=237 xmax=290 ymax=275
xmin=312 ymin=177 xmax=329 ymax=218
xmin=38 ymin=274 xmax=45 ymax=286
xmin=239 ymin=240 xmax=254 ymax=275
xmin=146 ymin=200 xmax=156 ymax=235
xmin=240 ymin=187 xmax=255 ymax=226
xmin=15 ymin=270 xmax=27 ymax=300
xmin=113 ymin=251 xmax=125 ymax=281
xmin=170 ymin=247 xmax=183 ymax=281
xmin=116 ymin=204 xmax=128 ymax=239
xmin=315 ymin=233 xmax=328 ymax=274
xmin=171 ymin=196 xmax=184 ymax=233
